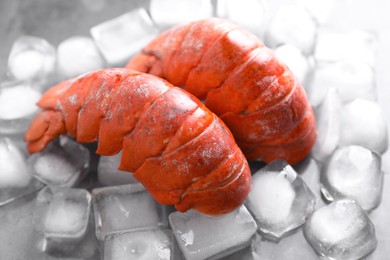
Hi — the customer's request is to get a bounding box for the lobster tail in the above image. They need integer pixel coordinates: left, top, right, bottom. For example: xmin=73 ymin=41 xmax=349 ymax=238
xmin=127 ymin=18 xmax=317 ymax=164
xmin=25 ymin=68 xmax=251 ymax=215
xmin=25 ymin=110 xmax=67 ymax=153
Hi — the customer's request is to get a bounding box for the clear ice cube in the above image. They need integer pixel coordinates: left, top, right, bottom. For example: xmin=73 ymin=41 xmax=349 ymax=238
xmin=27 ymin=136 xmax=90 ymax=187
xmin=245 ymin=160 xmax=316 ymax=240
xmin=33 ymin=186 xmax=99 ymax=258
xmin=221 ymin=243 xmax=256 ymax=260
xmin=265 ymin=5 xmax=317 ymax=55
xmin=0 ymin=192 xmax=45 ymax=259
xmin=314 ymin=29 xmax=377 ymax=66
xmin=34 ymin=186 xmax=91 ymax=238
xmin=0 ymin=81 xmax=41 ymax=135
xmin=150 ymin=0 xmax=213 ymax=30
xmin=274 ymin=44 xmax=313 ymax=85
xmin=295 ymin=157 xmax=323 ymax=206
xmin=104 ymin=229 xmax=175 ymax=260
xmin=308 ymin=61 xmax=376 ymax=107
xmin=303 ymin=199 xmax=377 ymax=260
xmin=97 ymin=152 xmax=140 ymax=186
xmin=369 ymin=168 xmax=390 ymax=260
xmin=7 ymin=35 xmax=56 ymax=87
xmin=169 ymin=205 xmax=257 ymax=260
xmin=90 ymin=8 xmax=159 ymax=67
xmin=321 ymin=146 xmax=383 ymax=211
xmin=252 ymin=229 xmax=318 ymax=260
xmin=92 ymin=184 xmax=168 ymax=240
xmin=0 ymin=137 xmax=43 ymax=206
xmin=339 ymin=99 xmax=388 ymax=154
xmin=57 ymin=36 xmax=105 ymax=79
xmin=312 ymin=88 xmax=342 ymax=162
xmin=216 ymin=0 xmax=269 ymax=36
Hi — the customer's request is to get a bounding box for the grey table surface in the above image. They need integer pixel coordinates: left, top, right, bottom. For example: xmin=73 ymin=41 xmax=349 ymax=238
xmin=0 ymin=0 xmax=390 ymax=259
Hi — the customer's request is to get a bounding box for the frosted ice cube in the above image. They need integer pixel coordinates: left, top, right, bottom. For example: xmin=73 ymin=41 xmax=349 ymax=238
xmin=314 ymin=29 xmax=377 ymax=66
xmin=27 ymin=136 xmax=90 ymax=187
xmin=104 ymin=229 xmax=174 ymax=260
xmin=216 ymin=0 xmax=269 ymax=36
xmin=0 ymin=137 xmax=43 ymax=206
xmin=303 ymin=199 xmax=377 ymax=260
xmin=169 ymin=205 xmax=257 ymax=260
xmin=252 ymin=229 xmax=318 ymax=260
xmin=339 ymin=99 xmax=388 ymax=154
xmin=92 ymin=184 xmax=168 ymax=240
xmin=321 ymin=146 xmax=383 ymax=211
xmin=57 ymin=36 xmax=105 ymax=79
xmin=7 ymin=36 xmax=56 ymax=86
xmin=0 ymin=81 xmax=41 ymax=135
xmin=97 ymin=152 xmax=140 ymax=186
xmin=308 ymin=61 xmax=376 ymax=107
xmin=150 ymin=0 xmax=213 ymax=30
xmin=312 ymin=88 xmax=342 ymax=161
xmin=265 ymin=5 xmax=317 ymax=55
xmin=245 ymin=160 xmax=316 ymax=240
xmin=274 ymin=44 xmax=313 ymax=85
xmin=91 ymin=8 xmax=159 ymax=67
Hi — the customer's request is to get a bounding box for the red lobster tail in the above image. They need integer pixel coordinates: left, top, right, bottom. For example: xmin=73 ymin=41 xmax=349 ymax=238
xmin=25 ymin=68 xmax=251 ymax=216
xmin=126 ymin=18 xmax=317 ymax=164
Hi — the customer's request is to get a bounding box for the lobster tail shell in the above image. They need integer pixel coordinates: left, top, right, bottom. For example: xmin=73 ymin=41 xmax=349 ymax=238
xmin=25 ymin=68 xmax=251 ymax=216
xmin=127 ymin=18 xmax=317 ymax=164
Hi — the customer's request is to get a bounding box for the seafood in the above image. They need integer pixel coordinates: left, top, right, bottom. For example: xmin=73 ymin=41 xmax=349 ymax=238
xmin=24 ymin=68 xmax=251 ymax=215
xmin=127 ymin=18 xmax=316 ymax=164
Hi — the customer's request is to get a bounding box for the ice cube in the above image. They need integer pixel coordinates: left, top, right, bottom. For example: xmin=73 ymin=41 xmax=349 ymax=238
xmin=303 ymin=199 xmax=377 ymax=260
xmin=369 ymin=168 xmax=390 ymax=260
xmin=311 ymin=88 xmax=342 ymax=161
xmin=216 ymin=0 xmax=269 ymax=36
xmin=221 ymin=243 xmax=256 ymax=260
xmin=0 ymin=137 xmax=43 ymax=206
xmin=92 ymin=184 xmax=168 ymax=240
xmin=169 ymin=205 xmax=257 ymax=260
xmin=321 ymin=146 xmax=383 ymax=211
xmin=265 ymin=5 xmax=317 ymax=55
xmin=252 ymin=229 xmax=318 ymax=260
xmin=339 ymin=99 xmax=388 ymax=154
xmin=150 ymin=0 xmax=213 ymax=30
xmin=7 ymin=36 xmax=56 ymax=86
xmin=314 ymin=29 xmax=377 ymax=66
xmin=57 ymin=36 xmax=105 ymax=79
xmin=104 ymin=229 xmax=174 ymax=260
xmin=34 ymin=187 xmax=91 ymax=238
xmin=308 ymin=61 xmax=376 ymax=107
xmin=43 ymin=212 xmax=101 ymax=259
xmin=97 ymin=152 xmax=140 ymax=186
xmin=27 ymin=136 xmax=90 ymax=187
xmin=0 ymin=81 xmax=41 ymax=135
xmin=291 ymin=0 xmax=336 ymax=24
xmin=245 ymin=160 xmax=316 ymax=240
xmin=295 ymin=157 xmax=323 ymax=205
xmin=90 ymin=8 xmax=159 ymax=67
xmin=0 ymin=192 xmax=45 ymax=259
xmin=274 ymin=44 xmax=313 ymax=85
xmin=33 ymin=186 xmax=99 ymax=258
